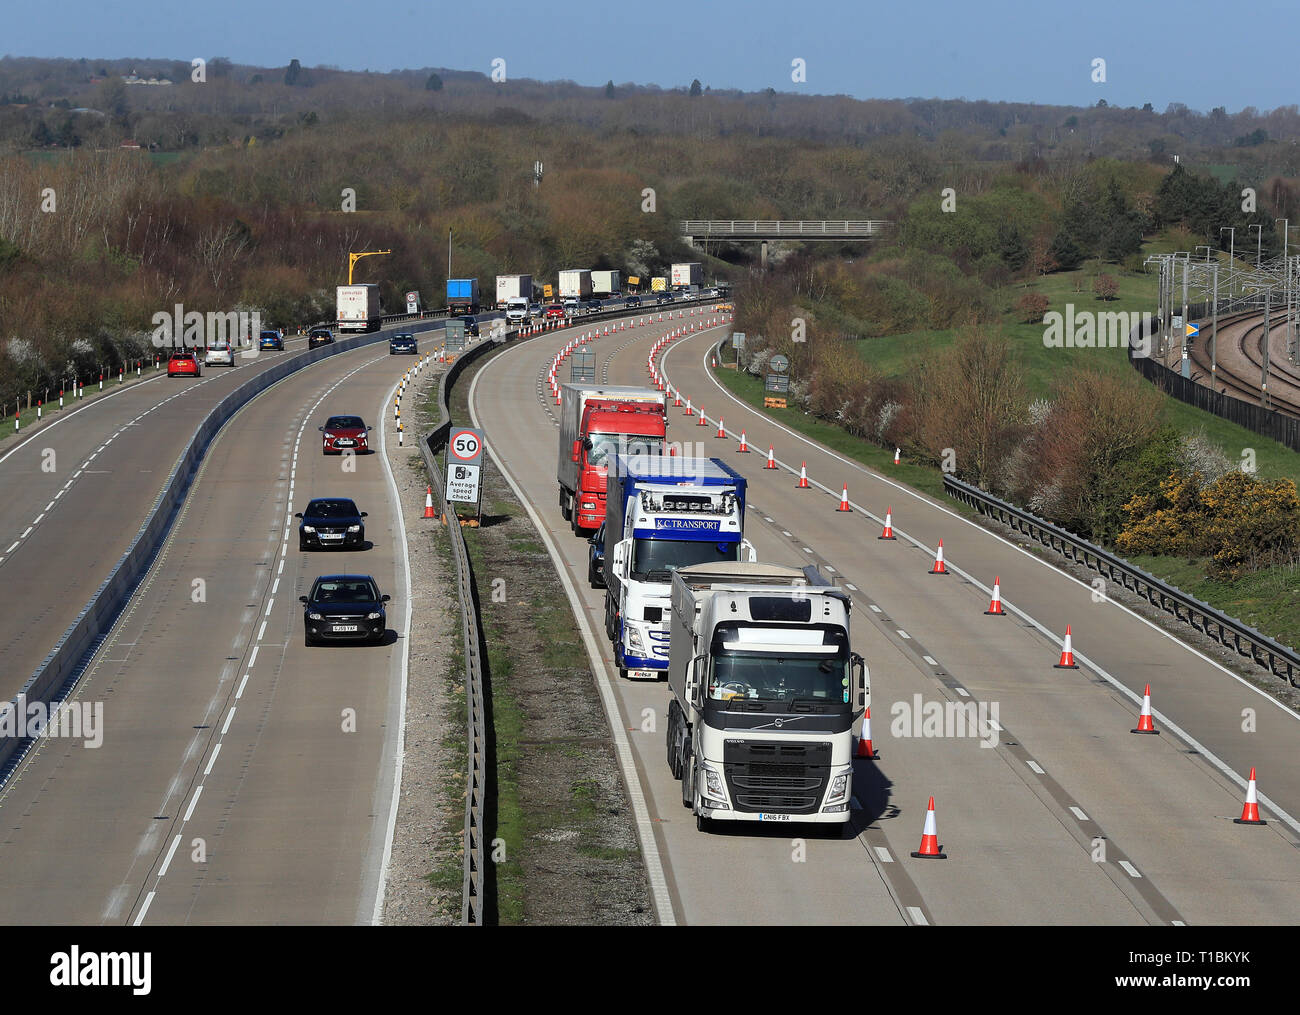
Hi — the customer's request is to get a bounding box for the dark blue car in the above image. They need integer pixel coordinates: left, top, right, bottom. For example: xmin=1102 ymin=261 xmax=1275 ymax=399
xmin=259 ymin=330 xmax=284 ymax=351
xmin=296 ymin=497 xmax=367 ymax=551
xmin=389 ymin=332 xmax=418 ymax=354
xmin=300 ymin=573 xmax=390 ymax=646
xmin=587 ymin=522 xmax=606 ymax=589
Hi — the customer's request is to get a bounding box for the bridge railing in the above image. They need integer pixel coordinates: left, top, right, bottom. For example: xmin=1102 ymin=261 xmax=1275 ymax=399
xmin=681 ymin=219 xmax=888 ymax=236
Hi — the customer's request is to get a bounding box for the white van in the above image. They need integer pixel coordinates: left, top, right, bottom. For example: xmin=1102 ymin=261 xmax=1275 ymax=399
xmin=505 ymin=297 xmax=530 ymax=323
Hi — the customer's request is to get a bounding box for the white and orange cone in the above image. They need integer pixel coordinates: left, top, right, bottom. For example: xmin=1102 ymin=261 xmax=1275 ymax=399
xmin=910 ymin=797 xmax=947 ymax=859
xmin=673 ymin=389 xmax=682 ymax=407
xmin=715 ymin=418 xmax=727 ymax=438
xmin=737 ymin=431 xmax=750 ymax=453
xmin=422 ymin=486 xmax=435 ymax=519
xmin=929 ymin=539 xmax=948 ymax=575
xmin=697 ymin=409 xmax=709 ymax=427
xmin=878 ymin=508 xmax=896 ymax=540
xmin=684 ymin=398 xmax=694 ymax=416
xmin=837 ymin=484 xmax=851 ymax=512
xmin=1234 ymin=768 xmax=1266 ymax=825
xmin=1054 ymin=625 xmax=1078 ymax=669
xmin=856 ymin=706 xmax=878 ymax=759
xmin=765 ymin=446 xmax=777 ymax=469
xmin=893 ymin=447 xmax=901 ymax=465
xmin=1131 ymin=684 xmax=1159 ymax=734
xmin=796 ymin=462 xmax=810 ymax=489
xmin=984 ymin=576 xmax=1005 ymax=615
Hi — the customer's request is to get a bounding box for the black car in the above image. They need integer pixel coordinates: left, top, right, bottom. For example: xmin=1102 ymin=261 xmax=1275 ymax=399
xmin=626 ymin=295 xmax=642 ymax=307
xmin=456 ymin=315 xmax=480 ymax=337
xmin=389 ymin=332 xmax=418 ymax=354
xmin=308 ymin=328 xmax=334 ymax=348
xmin=300 ymin=574 xmax=390 ymax=646
xmin=655 ymin=295 xmax=672 ymax=305
xmin=582 ymin=299 xmax=602 ymax=315
xmin=296 ymin=497 xmax=367 ymax=550
xmin=587 ymin=522 xmax=606 ymax=589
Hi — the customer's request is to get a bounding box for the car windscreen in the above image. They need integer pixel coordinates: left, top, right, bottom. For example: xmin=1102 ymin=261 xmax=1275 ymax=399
xmin=311 ymin=579 xmax=379 ymax=602
xmin=326 ymin=417 xmax=364 ymax=429
xmin=305 ymin=499 xmax=359 ymax=518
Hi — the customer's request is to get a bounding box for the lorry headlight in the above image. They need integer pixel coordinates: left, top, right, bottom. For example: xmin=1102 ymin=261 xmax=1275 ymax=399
xmin=700 ymin=762 xmax=729 ymax=804
xmin=625 ymin=626 xmax=646 ymax=653
xmin=582 ymin=501 xmax=596 ymax=510
xmin=824 ymin=772 xmax=851 ymax=806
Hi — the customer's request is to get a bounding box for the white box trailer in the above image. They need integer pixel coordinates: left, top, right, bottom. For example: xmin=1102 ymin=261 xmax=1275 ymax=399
xmin=670 ymin=262 xmax=702 ymax=289
xmin=495 ymin=274 xmax=533 ymax=308
xmin=336 ymin=284 xmax=382 ymax=332
xmin=558 ymin=269 xmax=593 ymax=299
xmin=667 ymin=562 xmax=868 ymax=831
xmin=591 ymin=270 xmax=621 ymax=296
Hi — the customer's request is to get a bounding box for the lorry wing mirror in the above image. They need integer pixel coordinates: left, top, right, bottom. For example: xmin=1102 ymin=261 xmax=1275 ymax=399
xmin=851 ymin=653 xmax=869 ymax=714
xmin=688 ymin=654 xmax=708 ymax=707
xmin=741 ymin=538 xmax=757 ymax=563
xmin=571 ymin=439 xmax=581 ymax=463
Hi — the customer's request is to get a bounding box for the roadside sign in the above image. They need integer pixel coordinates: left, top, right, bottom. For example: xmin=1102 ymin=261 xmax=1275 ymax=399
xmin=1171 ymin=315 xmax=1183 ymax=330
xmin=445 ymin=462 xmax=482 ymax=504
xmin=1186 ymin=322 xmax=1200 ymax=338
xmin=570 ymin=348 xmax=596 ymax=381
xmin=769 ymin=354 xmax=789 ymax=374
xmin=764 ymin=396 xmax=788 ymax=409
xmin=448 ymin=427 xmax=484 ymax=466
xmin=406 ymin=291 xmax=420 ymax=314
xmin=732 ymin=332 xmax=746 ymax=348
xmin=627 ymin=275 xmax=641 ymax=287
xmin=445 ymin=319 xmax=466 ymax=353
xmin=765 ymin=373 xmax=789 ymax=393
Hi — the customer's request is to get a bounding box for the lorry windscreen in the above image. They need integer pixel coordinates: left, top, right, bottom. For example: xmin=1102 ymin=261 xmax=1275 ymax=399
xmin=709 ymin=649 xmax=848 ymax=704
xmin=587 ymin=433 xmax=663 ymax=468
xmin=632 ymin=537 xmax=739 ymax=579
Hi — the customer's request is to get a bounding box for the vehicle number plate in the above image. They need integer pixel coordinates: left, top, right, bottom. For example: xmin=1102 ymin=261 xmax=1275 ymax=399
xmin=333 ymin=625 xmax=358 ymax=633
xmin=758 ymin=813 xmax=791 ymax=821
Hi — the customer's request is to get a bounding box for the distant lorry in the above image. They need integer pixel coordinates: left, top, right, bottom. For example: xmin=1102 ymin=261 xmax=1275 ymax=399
xmin=592 ymin=270 xmax=621 ymax=297
xmin=603 ymin=455 xmax=753 ymax=681
xmin=446 ymin=278 xmax=481 ymax=315
xmin=671 ymin=262 xmax=703 ymax=289
xmin=667 ymin=563 xmax=868 ymax=831
xmin=558 ymin=269 xmax=593 ymax=300
xmin=557 ymin=384 xmax=666 ymax=535
xmin=336 ymin=284 xmax=382 ymax=333
xmin=495 ymin=274 xmax=533 ymax=309
xmin=650 ymin=277 xmax=668 ymax=292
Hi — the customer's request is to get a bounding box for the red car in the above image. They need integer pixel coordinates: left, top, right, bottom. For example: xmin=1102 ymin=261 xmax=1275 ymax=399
xmin=167 ymin=351 xmax=202 ymax=377
xmin=544 ymin=304 xmax=567 ymax=320
xmin=319 ymin=414 xmax=370 ymax=455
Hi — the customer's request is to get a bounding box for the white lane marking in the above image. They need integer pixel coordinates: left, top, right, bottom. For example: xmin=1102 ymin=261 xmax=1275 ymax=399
xmin=20 ymin=527 xmax=31 ymax=539
xmin=846 ymin=583 xmax=858 ymax=591
xmin=221 ymin=707 xmax=235 ymax=735
xmin=907 ymin=906 xmax=929 ymax=925
xmin=955 ymin=687 xmax=970 ymax=697
xmin=204 ymin=743 xmax=222 ymax=776
xmin=157 ymin=834 xmax=183 ymax=877
xmin=32 ymin=514 xmax=44 ymax=524
xmin=868 ymin=604 xmax=881 ymax=613
xmin=277 ymin=558 xmax=284 ymax=574
xmin=1070 ymin=806 xmax=1089 ymax=821
xmin=54 ymin=489 xmax=65 ymax=499
xmin=802 ymin=546 xmax=813 ymax=554
xmin=923 ymin=655 xmax=938 ymax=666
xmin=825 ymin=565 xmax=836 ymax=572
xmin=182 ymin=785 xmax=204 ymax=822
xmin=1026 ymin=760 xmax=1045 ymax=774
xmin=247 ymin=646 xmax=259 ymax=668
xmin=898 ymin=630 xmax=911 ymax=639
xmin=271 ymin=578 xmax=279 ymax=595
xmin=1119 ymin=860 xmax=1142 ymax=879
xmin=781 ymin=530 xmax=792 ymax=537
xmin=44 ymin=501 xmax=53 ymax=511
xmin=258 ymin=620 xmax=267 ymax=641
xmin=5 ymin=542 xmax=17 ymax=554
xmin=1172 ymin=920 xmax=1186 ymax=926
xmin=132 ymin=892 xmax=155 ymax=926
xmin=264 ymin=598 xmax=274 ymax=615
xmin=235 ymin=674 xmax=249 ymax=700
xmin=873 ymin=846 xmax=894 ymax=863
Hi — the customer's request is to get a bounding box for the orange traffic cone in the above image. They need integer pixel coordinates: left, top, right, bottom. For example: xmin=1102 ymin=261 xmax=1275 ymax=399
xmin=857 ymin=706 xmax=878 ymax=759
xmin=1131 ymin=684 xmax=1159 ymax=734
xmin=929 ymin=539 xmax=948 ymax=575
xmin=878 ymin=507 xmax=896 ymax=540
xmin=765 ymin=446 xmax=777 ymax=469
xmin=737 ymin=431 xmax=750 ymax=452
xmin=837 ymin=484 xmax=851 ymax=511
xmin=796 ymin=462 xmax=810 ymax=489
xmin=984 ymin=576 xmax=1005 ymax=615
xmin=697 ymin=410 xmax=708 ymax=427
xmin=1054 ymin=625 xmax=1078 ymax=669
xmin=893 ymin=447 xmax=901 ymax=465
xmin=673 ymin=390 xmax=682 ymax=407
xmin=910 ymin=797 xmax=947 ymax=859
xmin=422 ymin=486 xmax=435 ymax=519
xmin=715 ymin=418 xmax=726 ymax=438
xmin=684 ymin=398 xmax=694 ymax=416
xmin=1234 ymin=768 xmax=1266 ymax=825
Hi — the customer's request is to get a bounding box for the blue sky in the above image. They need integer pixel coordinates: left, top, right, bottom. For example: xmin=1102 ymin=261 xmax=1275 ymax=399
xmin=10 ymin=0 xmax=1298 ymax=113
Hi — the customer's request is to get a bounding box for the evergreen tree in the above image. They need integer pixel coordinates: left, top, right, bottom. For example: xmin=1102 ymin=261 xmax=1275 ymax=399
xmin=1048 ymin=230 xmax=1084 ymax=271
xmin=285 ymin=59 xmax=302 ymax=86
xmin=604 ymin=80 xmax=615 ymax=98
xmin=425 ymin=72 xmax=443 ymax=91
xmin=997 ymin=222 xmax=1029 ymax=271
xmin=689 ymin=79 xmax=702 ymax=97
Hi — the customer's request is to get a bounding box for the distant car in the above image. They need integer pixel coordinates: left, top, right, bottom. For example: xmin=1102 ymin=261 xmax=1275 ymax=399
xmin=455 ymin=315 xmax=480 ymax=337
xmin=625 ymin=295 xmax=642 ymax=307
xmin=528 ymin=301 xmax=542 ymax=316
xmin=259 ymin=330 xmax=285 ymax=351
xmin=319 ymin=414 xmax=370 ymax=455
xmin=167 ymin=351 xmax=201 ymax=377
xmin=204 ymin=343 xmax=236 ymax=367
xmin=296 ymin=497 xmax=367 ymax=551
xmin=588 ymin=522 xmax=606 ymax=589
xmin=655 ymin=295 xmax=672 ymax=305
xmin=582 ymin=299 xmax=602 ymax=315
xmin=308 ymin=328 xmax=334 ymax=349
xmin=544 ymin=304 xmax=567 ymax=320
xmin=389 ymin=333 xmax=418 ymax=354
xmin=300 ymin=573 xmax=390 ymax=646
xmin=562 ymin=297 xmax=580 ymax=313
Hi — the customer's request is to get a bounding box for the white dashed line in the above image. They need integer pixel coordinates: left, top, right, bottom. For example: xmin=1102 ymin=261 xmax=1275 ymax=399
xmin=955 ymin=687 xmax=970 ymax=697
xmin=132 ymin=892 xmax=155 ymax=927
xmin=1070 ymin=806 xmax=1089 ymax=821
xmin=264 ymin=598 xmax=274 ymax=615
xmin=1026 ymin=760 xmax=1045 ymax=774
xmin=873 ymin=846 xmax=893 ymax=863
xmin=157 ymin=835 xmax=182 ymax=877
xmin=258 ymin=621 xmax=267 ymax=641
xmin=247 ymin=646 xmax=259 ymax=668
xmin=182 ymin=785 xmax=203 ymax=823
xmin=845 ymin=583 xmax=858 ymax=592
xmin=221 ymin=707 xmax=236 ymax=735
xmin=235 ymin=674 xmax=249 ymax=700
xmin=897 ymin=630 xmax=910 ymax=639
xmin=204 ymin=744 xmax=222 ymax=777
xmin=1118 ymin=861 xmax=1142 ymax=879
xmin=907 ymin=906 xmax=929 ymax=925
xmin=923 ymin=655 xmax=937 ymax=665
xmin=5 ymin=542 xmax=17 ymax=554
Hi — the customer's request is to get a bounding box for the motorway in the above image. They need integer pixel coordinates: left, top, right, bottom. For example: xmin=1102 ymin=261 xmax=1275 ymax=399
xmin=0 ymin=331 xmax=423 ymax=923
xmin=471 ymin=306 xmax=1300 ymax=925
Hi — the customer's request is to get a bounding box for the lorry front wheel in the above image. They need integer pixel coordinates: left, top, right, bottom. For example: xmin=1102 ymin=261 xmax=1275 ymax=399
xmin=559 ymin=489 xmax=571 ymax=521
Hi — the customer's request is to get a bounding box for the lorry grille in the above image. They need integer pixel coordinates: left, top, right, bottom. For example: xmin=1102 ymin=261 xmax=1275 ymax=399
xmin=722 ymin=740 xmax=830 ymax=814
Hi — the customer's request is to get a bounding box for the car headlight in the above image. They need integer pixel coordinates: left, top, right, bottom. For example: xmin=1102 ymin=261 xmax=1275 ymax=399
xmin=308 ymin=612 xmax=323 ymax=620
xmin=358 ymin=432 xmax=367 ymax=441
xmin=323 ymin=432 xmax=335 ymax=440
xmin=302 ymin=525 xmax=316 ymax=533
xmin=625 ymin=626 xmax=646 ymax=653
xmin=366 ymin=612 xmax=383 ymax=620
xmin=824 ymin=772 xmax=850 ymax=806
xmin=699 ymin=762 xmax=729 ymax=805
xmin=347 ymin=524 xmax=361 ymax=533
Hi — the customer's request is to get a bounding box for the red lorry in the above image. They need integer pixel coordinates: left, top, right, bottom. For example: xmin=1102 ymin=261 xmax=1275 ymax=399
xmin=557 ymin=384 xmax=668 ymax=535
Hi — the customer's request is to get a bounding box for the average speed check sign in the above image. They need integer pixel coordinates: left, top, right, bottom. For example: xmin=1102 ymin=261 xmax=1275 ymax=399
xmin=446 ymin=427 xmax=485 ymax=505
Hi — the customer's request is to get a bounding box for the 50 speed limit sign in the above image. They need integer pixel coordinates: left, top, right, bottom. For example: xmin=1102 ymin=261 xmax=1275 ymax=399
xmin=449 ymin=428 xmax=484 ymax=466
